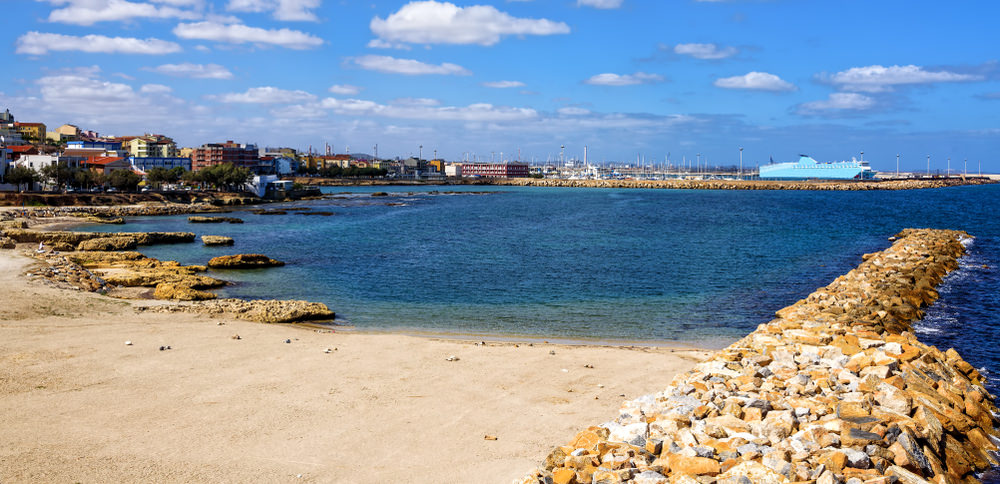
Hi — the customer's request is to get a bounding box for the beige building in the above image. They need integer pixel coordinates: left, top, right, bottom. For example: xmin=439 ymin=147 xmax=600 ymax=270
xmin=46 ymin=124 xmax=81 ymax=143
xmin=121 ymin=134 xmax=178 ymax=158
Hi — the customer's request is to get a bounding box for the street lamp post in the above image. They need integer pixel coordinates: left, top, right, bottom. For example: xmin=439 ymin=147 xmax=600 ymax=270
xmin=739 ymin=147 xmax=743 ymax=180
xmin=419 ymin=145 xmax=423 ymax=160
xmin=896 ymin=154 xmax=899 ymax=178
xmin=927 ymin=155 xmax=930 ymax=176
xmin=697 ymin=153 xmax=701 ymax=176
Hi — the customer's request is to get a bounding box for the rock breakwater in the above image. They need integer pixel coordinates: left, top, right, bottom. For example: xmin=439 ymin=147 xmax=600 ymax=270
xmin=519 ymin=229 xmax=999 ymax=484
xmin=481 ymin=178 xmax=994 ymax=191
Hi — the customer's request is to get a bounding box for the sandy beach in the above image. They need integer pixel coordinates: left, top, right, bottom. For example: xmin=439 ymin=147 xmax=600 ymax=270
xmin=0 ymin=248 xmax=712 ymax=483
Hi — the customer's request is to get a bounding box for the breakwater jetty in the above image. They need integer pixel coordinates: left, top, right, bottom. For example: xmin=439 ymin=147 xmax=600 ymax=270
xmin=519 ymin=229 xmax=999 ymax=484
xmin=482 ymin=177 xmax=994 ymax=191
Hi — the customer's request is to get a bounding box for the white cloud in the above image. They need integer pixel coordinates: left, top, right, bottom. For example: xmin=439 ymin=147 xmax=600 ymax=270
xmin=799 ymin=93 xmax=876 ymax=112
xmin=16 ymin=32 xmax=181 ymax=55
xmin=577 ymin=0 xmax=623 ymax=9
xmin=482 ymin=80 xmax=525 ymax=88
xmin=391 ymin=97 xmax=441 ymax=107
xmin=173 ymin=21 xmax=324 ymax=49
xmin=349 ymin=55 xmax=471 ymax=76
xmin=713 ymin=72 xmax=795 ymax=91
xmin=367 ymin=38 xmax=411 ymax=50
xmin=318 ymin=96 xmax=538 ymax=122
xmin=674 ymin=43 xmax=738 ymax=60
xmin=140 ymin=83 xmax=173 ymax=94
xmin=557 ymin=107 xmax=590 ymax=115
xmin=827 ymin=64 xmax=983 ymax=92
xmin=584 ymin=72 xmax=663 ymax=86
xmin=370 ymin=1 xmax=570 ymax=46
xmin=328 ymin=84 xmax=362 ymax=95
xmin=42 ymin=0 xmax=200 ymax=25
xmin=148 ymin=63 xmax=233 ymax=79
xmin=226 ymin=0 xmax=321 ymax=22
xmin=216 ymin=86 xmax=317 ymax=103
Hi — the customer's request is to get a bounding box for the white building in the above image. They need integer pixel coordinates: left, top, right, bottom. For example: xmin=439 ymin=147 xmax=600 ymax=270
xmin=445 ymin=164 xmax=462 ymax=177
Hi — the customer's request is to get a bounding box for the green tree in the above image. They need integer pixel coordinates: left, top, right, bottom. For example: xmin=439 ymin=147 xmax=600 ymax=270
xmin=108 ymin=169 xmax=141 ymax=192
xmin=40 ymin=161 xmax=74 ymax=191
xmin=6 ymin=165 xmax=40 ymax=192
xmin=193 ymin=163 xmax=253 ymax=191
xmin=73 ymin=168 xmax=98 ymax=190
xmin=145 ymin=167 xmax=170 ymax=189
xmin=168 ymin=166 xmax=186 ymax=183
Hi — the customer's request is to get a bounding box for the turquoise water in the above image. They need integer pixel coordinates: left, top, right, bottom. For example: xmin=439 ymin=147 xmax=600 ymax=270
xmin=82 ymin=184 xmax=1000 ymax=389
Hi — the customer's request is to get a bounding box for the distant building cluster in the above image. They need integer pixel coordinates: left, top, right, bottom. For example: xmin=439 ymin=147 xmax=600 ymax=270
xmin=0 ymin=107 xmax=532 ymax=192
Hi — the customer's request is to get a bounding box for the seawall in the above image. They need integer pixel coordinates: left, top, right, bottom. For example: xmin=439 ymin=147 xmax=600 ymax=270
xmin=479 ymin=178 xmax=994 ymax=191
xmin=290 ymin=177 xmax=994 ymax=190
xmin=519 ymin=229 xmax=999 ymax=484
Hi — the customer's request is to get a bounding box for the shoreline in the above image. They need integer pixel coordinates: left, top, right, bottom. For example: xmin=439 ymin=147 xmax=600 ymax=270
xmin=0 ymin=247 xmax=714 ymax=482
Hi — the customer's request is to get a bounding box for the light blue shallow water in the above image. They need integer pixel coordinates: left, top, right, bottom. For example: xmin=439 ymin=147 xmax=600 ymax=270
xmin=81 ymin=184 xmax=1000 ymax=393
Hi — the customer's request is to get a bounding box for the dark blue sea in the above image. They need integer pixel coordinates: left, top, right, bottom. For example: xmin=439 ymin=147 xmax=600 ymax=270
xmin=80 ymin=184 xmax=1000 ymax=395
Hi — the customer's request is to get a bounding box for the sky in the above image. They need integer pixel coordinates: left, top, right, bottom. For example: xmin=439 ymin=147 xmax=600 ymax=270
xmin=2 ymin=0 xmax=999 ymax=172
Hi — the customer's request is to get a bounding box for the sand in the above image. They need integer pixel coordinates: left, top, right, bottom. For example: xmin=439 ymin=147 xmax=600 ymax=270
xmin=0 ymin=249 xmax=713 ymax=483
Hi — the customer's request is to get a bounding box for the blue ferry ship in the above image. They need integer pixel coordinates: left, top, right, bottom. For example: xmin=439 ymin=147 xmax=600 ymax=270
xmin=758 ymin=155 xmax=876 ymax=180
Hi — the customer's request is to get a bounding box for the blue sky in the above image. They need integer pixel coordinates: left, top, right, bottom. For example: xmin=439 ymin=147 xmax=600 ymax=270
xmin=2 ymin=0 xmax=998 ymax=171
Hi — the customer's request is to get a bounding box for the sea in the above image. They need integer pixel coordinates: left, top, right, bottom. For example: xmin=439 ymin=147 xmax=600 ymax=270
xmin=80 ymin=184 xmax=1000 ymax=397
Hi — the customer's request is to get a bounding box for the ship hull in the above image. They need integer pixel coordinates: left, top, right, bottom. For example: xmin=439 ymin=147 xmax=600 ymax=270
xmin=759 ymin=157 xmax=875 ymax=180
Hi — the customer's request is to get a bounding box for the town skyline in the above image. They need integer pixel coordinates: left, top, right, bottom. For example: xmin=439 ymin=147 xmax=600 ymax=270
xmin=2 ymin=1 xmax=998 ymax=171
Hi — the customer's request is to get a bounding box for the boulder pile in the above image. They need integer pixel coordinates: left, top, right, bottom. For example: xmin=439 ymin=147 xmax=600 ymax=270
xmin=519 ymin=229 xmax=999 ymax=484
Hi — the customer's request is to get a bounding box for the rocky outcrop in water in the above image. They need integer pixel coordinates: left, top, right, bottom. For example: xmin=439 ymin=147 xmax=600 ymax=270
xmin=207 ymin=254 xmax=284 ymax=269
xmin=141 ymin=298 xmax=335 ymax=323
xmin=519 ymin=229 xmax=999 ymax=484
xmin=201 ymin=235 xmax=234 ymax=246
xmin=188 ymin=216 xmax=244 ymax=224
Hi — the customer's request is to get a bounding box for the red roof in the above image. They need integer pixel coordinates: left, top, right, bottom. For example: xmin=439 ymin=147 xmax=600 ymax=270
xmin=8 ymin=145 xmax=37 ymax=153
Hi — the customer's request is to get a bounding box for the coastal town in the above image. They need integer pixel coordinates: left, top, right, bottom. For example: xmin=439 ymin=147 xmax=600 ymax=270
xmin=0 ymin=107 xmax=535 ymax=194
xmin=3 ymin=108 xmax=993 ymax=198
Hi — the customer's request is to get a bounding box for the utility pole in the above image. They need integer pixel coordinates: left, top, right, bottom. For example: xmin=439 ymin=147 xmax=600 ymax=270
xmin=927 ymin=155 xmax=930 ymax=176
xmin=896 ymin=154 xmax=899 ymax=178
xmin=739 ymin=147 xmax=743 ymax=180
xmin=697 ymin=153 xmax=701 ymax=175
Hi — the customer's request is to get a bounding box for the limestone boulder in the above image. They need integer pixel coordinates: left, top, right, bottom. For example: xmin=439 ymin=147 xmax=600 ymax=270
xmin=188 ymin=216 xmax=244 ymax=224
xmin=77 ymin=236 xmax=138 ymax=251
xmin=154 ymin=283 xmax=217 ymax=301
xmin=207 ymin=254 xmax=284 ymax=269
xmin=190 ymin=298 xmax=334 ymax=323
xmin=202 ymin=235 xmax=234 ymax=246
